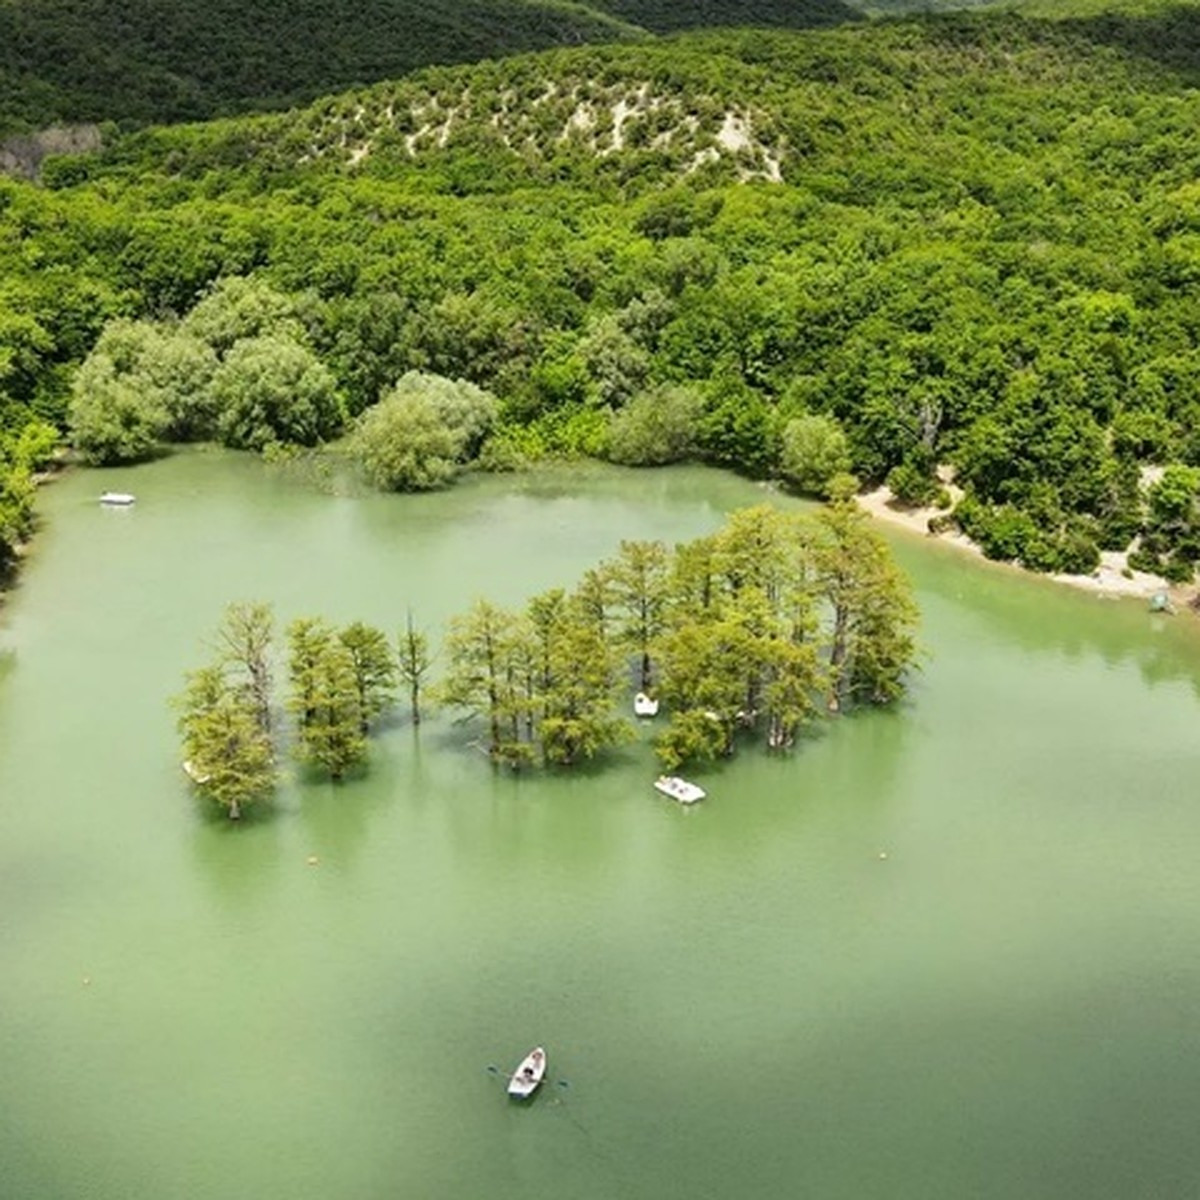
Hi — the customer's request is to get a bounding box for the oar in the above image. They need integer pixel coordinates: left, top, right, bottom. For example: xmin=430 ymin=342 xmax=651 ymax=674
xmin=485 ymin=1065 xmax=570 ymax=1089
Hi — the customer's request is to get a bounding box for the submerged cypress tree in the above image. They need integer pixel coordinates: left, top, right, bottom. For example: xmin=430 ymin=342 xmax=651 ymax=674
xmin=441 ymin=501 xmax=918 ymax=769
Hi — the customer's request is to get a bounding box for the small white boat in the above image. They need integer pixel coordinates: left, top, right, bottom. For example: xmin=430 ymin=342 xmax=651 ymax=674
xmin=634 ymin=691 xmax=660 ymax=717
xmin=100 ymin=492 xmax=136 ymax=506
xmin=182 ymin=759 xmax=212 ymax=785
xmin=507 ymin=1046 xmax=547 ymax=1099
xmin=654 ymin=775 xmax=706 ymax=805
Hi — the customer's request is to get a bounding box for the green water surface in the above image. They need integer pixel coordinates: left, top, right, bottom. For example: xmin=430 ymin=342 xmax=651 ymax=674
xmin=1 ymin=451 xmax=1198 ymax=1200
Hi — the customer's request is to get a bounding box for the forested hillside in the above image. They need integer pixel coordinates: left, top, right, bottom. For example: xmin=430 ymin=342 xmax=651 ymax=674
xmin=0 ymin=0 xmax=854 ymax=136
xmin=3 ymin=2 xmax=1200 ymax=583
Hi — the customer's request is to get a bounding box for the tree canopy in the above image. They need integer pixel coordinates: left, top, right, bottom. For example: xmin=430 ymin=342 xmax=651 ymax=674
xmin=347 ymin=371 xmax=498 ymax=491
xmin=439 ymin=502 xmax=919 ymax=769
xmin=6 ymin=2 xmax=1200 ymax=579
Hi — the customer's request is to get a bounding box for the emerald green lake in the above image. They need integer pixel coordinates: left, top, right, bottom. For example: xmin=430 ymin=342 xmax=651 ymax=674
xmin=2 ymin=450 xmax=1198 ymax=1199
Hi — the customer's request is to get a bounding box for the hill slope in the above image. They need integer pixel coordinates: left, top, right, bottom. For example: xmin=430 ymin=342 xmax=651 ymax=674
xmin=0 ymin=0 xmax=855 ymax=136
xmin=84 ymin=4 xmax=1200 ymax=196
xmin=4 ymin=2 xmax=1200 ymax=580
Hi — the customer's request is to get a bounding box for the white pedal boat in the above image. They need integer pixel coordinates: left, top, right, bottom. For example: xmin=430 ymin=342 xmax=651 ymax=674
xmin=182 ymin=759 xmax=212 ymax=785
xmin=654 ymin=775 xmax=705 ymax=805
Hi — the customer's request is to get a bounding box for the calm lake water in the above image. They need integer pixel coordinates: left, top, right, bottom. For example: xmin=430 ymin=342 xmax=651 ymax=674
xmin=2 ymin=450 xmax=1198 ymax=1200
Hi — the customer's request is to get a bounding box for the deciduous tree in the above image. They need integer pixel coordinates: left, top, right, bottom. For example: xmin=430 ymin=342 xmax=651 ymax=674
xmin=174 ymin=665 xmax=277 ymax=820
xmin=215 ymin=601 xmax=274 ymax=732
xmin=339 ymin=620 xmax=397 ymax=733
xmin=397 ymin=614 xmax=433 ymax=725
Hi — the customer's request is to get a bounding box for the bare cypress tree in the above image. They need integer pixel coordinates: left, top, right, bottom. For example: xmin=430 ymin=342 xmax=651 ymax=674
xmin=214 ymin=600 xmax=274 ymax=732
xmin=397 ymin=612 xmax=433 ymax=725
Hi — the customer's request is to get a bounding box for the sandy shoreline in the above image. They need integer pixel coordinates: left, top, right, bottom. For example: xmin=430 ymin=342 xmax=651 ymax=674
xmin=857 ymin=485 xmax=1189 ymax=605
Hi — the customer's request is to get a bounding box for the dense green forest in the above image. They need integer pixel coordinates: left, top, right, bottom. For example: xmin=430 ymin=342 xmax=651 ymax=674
xmin=3 ymin=0 xmax=1200 ymax=581
xmin=0 ymin=0 xmax=855 ymax=137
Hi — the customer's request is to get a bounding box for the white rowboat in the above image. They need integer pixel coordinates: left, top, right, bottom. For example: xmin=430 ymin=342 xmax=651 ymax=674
xmin=654 ymin=775 xmax=705 ymax=805
xmin=100 ymin=492 xmax=136 ymax=506
xmin=633 ymin=691 xmax=660 ymax=717
xmin=507 ymin=1047 xmax=547 ymax=1099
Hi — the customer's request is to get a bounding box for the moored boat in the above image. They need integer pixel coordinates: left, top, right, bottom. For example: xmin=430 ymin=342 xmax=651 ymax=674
xmin=100 ymin=492 xmax=136 ymax=506
xmin=507 ymin=1047 xmax=547 ymax=1099
xmin=182 ymin=759 xmax=212 ymax=785
xmin=634 ymin=691 xmax=660 ymax=717
xmin=654 ymin=775 xmax=705 ymax=805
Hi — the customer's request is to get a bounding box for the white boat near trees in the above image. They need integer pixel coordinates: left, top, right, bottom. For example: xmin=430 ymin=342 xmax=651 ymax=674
xmin=634 ymin=691 xmax=660 ymax=717
xmin=507 ymin=1047 xmax=547 ymax=1099
xmin=99 ymin=492 xmax=136 ymax=506
xmin=654 ymin=775 xmax=705 ymax=805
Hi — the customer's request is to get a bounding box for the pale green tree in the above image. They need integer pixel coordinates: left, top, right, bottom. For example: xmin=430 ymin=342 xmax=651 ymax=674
xmin=68 ymin=354 xmax=166 ymax=464
xmin=779 ymin=413 xmax=853 ymax=498
xmin=579 ymin=314 xmax=650 ymax=407
xmin=813 ymin=498 xmax=919 ymax=711
xmin=286 ymin=625 xmax=367 ymax=779
xmin=607 ymin=539 xmax=670 ymax=690
xmin=147 ymin=331 xmax=220 ymax=441
xmin=348 ymin=371 xmax=498 ymax=492
xmin=286 ymin=617 xmax=334 ymax=732
xmin=524 ymin=589 xmax=629 ymax=766
xmin=0 ymin=460 xmax=34 ymax=571
xmin=438 ymin=599 xmax=532 ymax=766
xmin=65 ymin=318 xmax=218 ymax=457
xmin=174 ymin=664 xmax=277 ymax=820
xmin=350 ymin=390 xmax=459 ymax=491
xmin=182 ymin=276 xmax=309 ymax=356
xmin=338 ymin=621 xmax=397 ymax=733
xmin=214 ymin=601 xmax=274 ymax=732
xmin=607 ymin=384 xmax=703 ymax=466
xmin=211 ymin=335 xmax=344 ymax=450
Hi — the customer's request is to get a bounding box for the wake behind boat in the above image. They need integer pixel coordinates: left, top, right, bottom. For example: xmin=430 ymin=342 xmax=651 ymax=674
xmin=507 ymin=1047 xmax=546 ymax=1099
xmin=654 ymin=775 xmax=705 ymax=805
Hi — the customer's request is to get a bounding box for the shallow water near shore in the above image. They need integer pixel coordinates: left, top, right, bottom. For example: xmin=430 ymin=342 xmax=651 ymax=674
xmin=2 ymin=450 xmax=1199 ymax=1200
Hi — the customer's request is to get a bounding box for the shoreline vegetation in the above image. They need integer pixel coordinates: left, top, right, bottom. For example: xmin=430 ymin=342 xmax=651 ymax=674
xmin=12 ymin=450 xmax=1191 ymax=614
xmin=3 ymin=4 xmax=1200 ymax=615
xmin=858 ymin=480 xmax=1187 ymax=605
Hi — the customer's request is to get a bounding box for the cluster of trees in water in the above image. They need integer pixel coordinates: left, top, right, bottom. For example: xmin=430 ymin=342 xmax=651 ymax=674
xmin=177 ymin=501 xmax=917 ymax=817
xmin=3 ymin=6 xmax=1200 ymax=580
xmin=442 ymin=499 xmax=916 ymax=770
xmin=176 ymin=602 xmax=432 ymax=817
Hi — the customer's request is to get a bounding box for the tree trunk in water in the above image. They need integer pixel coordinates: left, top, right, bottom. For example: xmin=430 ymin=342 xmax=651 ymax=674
xmin=229 ymin=799 xmax=241 ymax=820
xmin=828 ymin=602 xmax=848 ymax=714
xmin=410 ymin=682 xmax=421 ymax=726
